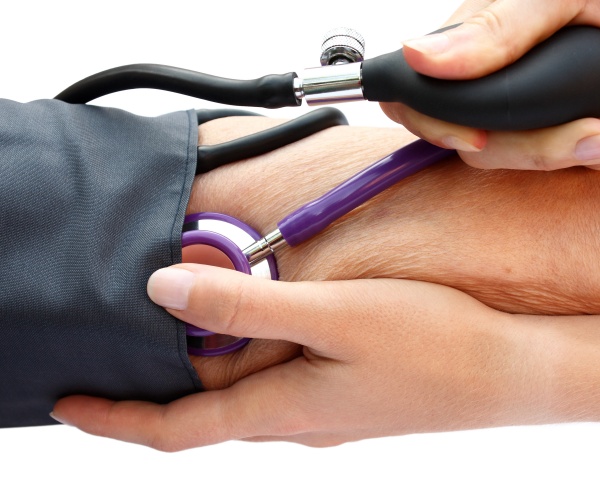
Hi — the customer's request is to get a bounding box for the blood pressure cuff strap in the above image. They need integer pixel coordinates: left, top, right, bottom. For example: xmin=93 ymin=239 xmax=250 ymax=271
xmin=0 ymin=99 xmax=202 ymax=428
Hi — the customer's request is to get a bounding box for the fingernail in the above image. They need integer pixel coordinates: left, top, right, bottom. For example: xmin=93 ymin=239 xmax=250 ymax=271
xmin=403 ymin=33 xmax=450 ymax=55
xmin=442 ymin=135 xmax=482 ymax=152
xmin=575 ymin=134 xmax=600 ymax=162
xmin=50 ymin=412 xmax=72 ymax=426
xmin=147 ymin=267 xmax=195 ymax=310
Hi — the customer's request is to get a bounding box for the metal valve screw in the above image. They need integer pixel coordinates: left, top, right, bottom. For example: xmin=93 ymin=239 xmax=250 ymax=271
xmin=320 ymin=27 xmax=366 ymax=66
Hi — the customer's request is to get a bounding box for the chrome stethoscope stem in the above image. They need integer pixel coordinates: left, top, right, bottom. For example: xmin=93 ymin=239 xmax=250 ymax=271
xmin=243 ymin=228 xmax=286 ymax=266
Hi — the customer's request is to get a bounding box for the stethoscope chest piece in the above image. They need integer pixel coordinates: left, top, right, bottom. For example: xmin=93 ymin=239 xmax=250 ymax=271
xmin=182 ymin=212 xmax=278 ymax=356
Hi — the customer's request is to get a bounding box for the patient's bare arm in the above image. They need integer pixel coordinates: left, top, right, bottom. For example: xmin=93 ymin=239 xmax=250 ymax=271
xmin=187 ymin=117 xmax=600 ymax=389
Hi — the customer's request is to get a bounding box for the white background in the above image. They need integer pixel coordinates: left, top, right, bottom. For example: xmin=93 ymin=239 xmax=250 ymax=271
xmin=1 ymin=1 xmax=600 ymax=498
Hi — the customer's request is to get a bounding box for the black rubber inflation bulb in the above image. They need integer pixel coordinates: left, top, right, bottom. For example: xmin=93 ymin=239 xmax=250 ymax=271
xmin=361 ymin=25 xmax=600 ymax=130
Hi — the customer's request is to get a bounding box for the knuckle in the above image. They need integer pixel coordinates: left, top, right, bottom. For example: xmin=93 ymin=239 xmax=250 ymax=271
xmin=466 ymin=9 xmax=519 ymax=64
xmin=147 ymin=428 xmax=182 ymax=452
xmin=149 ymin=435 xmax=180 ymax=453
xmin=381 ymin=103 xmax=436 ymax=144
xmin=576 ymin=117 xmax=600 ymax=134
xmin=380 ymin=102 xmax=409 ymax=126
xmin=469 ymin=9 xmax=505 ymax=37
xmin=147 ymin=414 xmax=183 ymax=453
xmin=146 ymin=407 xmax=190 ymax=453
xmin=458 ymin=151 xmax=489 ymax=169
xmin=527 ymin=152 xmax=554 ymax=171
xmin=216 ymin=277 xmax=254 ymax=336
xmin=581 ymin=0 xmax=595 ymax=16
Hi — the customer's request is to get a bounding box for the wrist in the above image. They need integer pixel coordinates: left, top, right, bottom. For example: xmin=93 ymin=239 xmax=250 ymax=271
xmin=515 ymin=314 xmax=600 ymax=424
xmin=449 ymin=309 xmax=563 ymax=429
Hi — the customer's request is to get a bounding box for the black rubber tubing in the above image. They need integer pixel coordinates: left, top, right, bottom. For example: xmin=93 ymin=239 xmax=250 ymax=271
xmin=196 ymin=107 xmax=348 ymax=173
xmin=196 ymin=108 xmax=263 ymax=125
xmin=362 ymin=25 xmax=600 ymax=130
xmin=55 ymin=64 xmax=300 ymax=109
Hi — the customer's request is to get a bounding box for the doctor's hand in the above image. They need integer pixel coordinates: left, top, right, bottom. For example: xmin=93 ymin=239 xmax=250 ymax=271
xmin=52 ymin=265 xmax=590 ymax=451
xmin=381 ymin=0 xmax=600 ymax=170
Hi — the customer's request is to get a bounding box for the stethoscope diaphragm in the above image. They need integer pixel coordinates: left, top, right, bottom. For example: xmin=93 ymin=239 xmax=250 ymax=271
xmin=182 ymin=212 xmax=278 ymax=356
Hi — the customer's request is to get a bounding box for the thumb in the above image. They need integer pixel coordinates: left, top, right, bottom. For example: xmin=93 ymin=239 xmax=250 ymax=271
xmin=402 ymin=0 xmax=587 ymax=79
xmin=147 ymin=263 xmax=355 ymax=353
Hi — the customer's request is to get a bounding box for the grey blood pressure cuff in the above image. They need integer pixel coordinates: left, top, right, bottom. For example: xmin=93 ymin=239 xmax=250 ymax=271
xmin=0 ymin=99 xmax=202 ymax=428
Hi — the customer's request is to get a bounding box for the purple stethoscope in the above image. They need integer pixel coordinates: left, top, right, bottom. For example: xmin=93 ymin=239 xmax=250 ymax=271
xmin=184 ymin=139 xmax=455 ymax=356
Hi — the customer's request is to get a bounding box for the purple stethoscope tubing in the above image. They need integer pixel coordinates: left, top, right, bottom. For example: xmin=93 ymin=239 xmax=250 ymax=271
xmin=278 ymin=139 xmax=455 ymax=246
xmin=184 ymin=139 xmax=455 ymax=355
